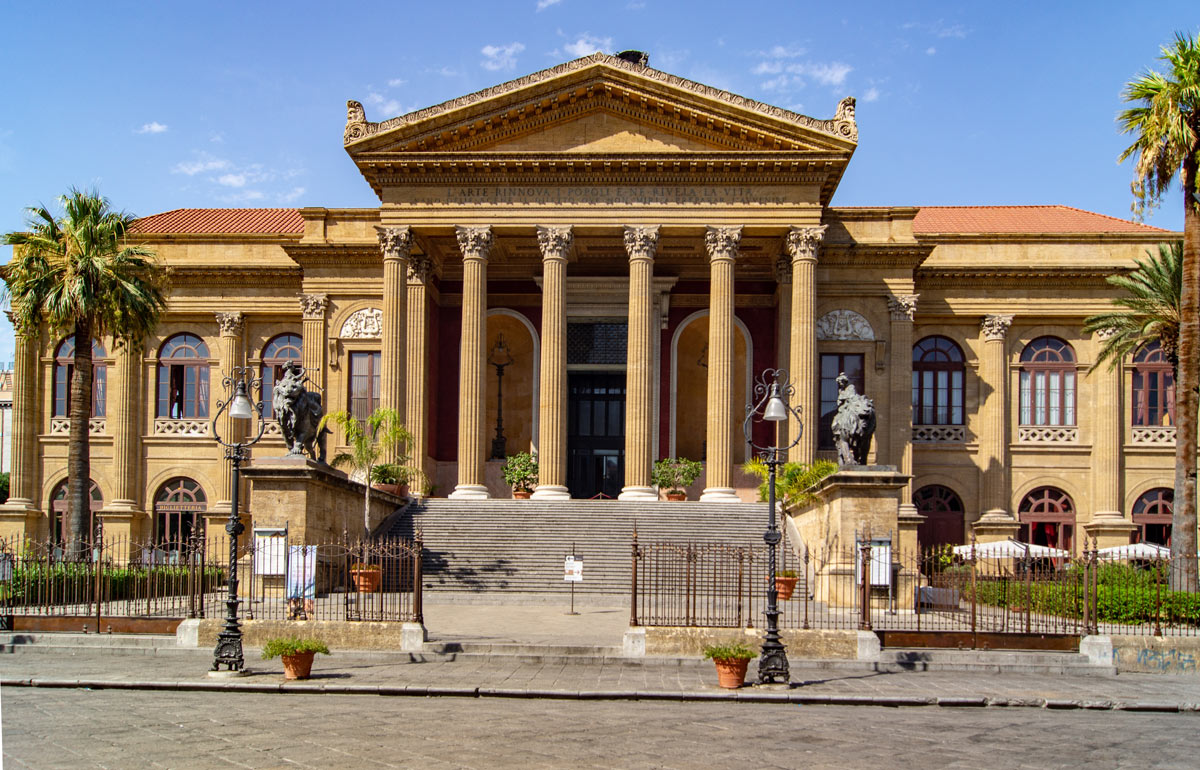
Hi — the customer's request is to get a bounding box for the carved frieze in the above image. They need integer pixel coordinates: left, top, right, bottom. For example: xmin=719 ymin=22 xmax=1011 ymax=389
xmin=299 ymin=293 xmax=329 ymax=320
xmin=339 ymin=308 xmax=384 ymax=339
xmin=408 ymin=255 xmax=436 ymax=283
xmin=455 ymin=226 xmax=493 ymax=260
xmin=536 ymin=226 xmax=574 ymax=260
xmin=623 ymin=226 xmax=660 ymax=261
xmin=888 ymin=294 xmax=919 ymax=323
xmin=1094 ymin=327 xmax=1119 ymax=342
xmin=981 ymin=314 xmax=1014 ymax=342
xmin=816 ymin=310 xmax=875 ymax=341
xmin=214 ymin=311 xmax=244 ymax=336
xmin=704 ymin=226 xmax=742 ymax=262
xmin=785 ymin=225 xmax=827 ymax=263
xmin=377 ymin=226 xmax=413 ymax=261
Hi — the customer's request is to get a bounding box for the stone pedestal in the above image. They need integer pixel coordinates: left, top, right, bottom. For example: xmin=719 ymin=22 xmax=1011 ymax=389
xmin=1083 ymin=516 xmax=1138 ymax=550
xmin=971 ymin=513 xmax=1021 ymax=544
xmin=0 ymin=505 xmax=40 ymax=542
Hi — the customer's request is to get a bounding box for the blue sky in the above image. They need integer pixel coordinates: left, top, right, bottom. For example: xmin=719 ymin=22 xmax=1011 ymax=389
xmin=1 ymin=1 xmax=1195 ymax=364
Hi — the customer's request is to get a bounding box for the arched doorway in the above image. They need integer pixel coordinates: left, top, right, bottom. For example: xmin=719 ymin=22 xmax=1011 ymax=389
xmin=913 ymin=485 xmax=964 ymax=548
xmin=1132 ymin=488 xmax=1173 ymax=546
xmin=1018 ymin=486 xmax=1075 ymax=551
xmin=50 ymin=479 xmax=103 ymax=544
xmin=154 ymin=477 xmax=208 ymax=548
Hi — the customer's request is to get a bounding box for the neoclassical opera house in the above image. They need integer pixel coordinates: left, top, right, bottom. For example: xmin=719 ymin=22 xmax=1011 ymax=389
xmin=0 ymin=52 xmax=1181 ymax=554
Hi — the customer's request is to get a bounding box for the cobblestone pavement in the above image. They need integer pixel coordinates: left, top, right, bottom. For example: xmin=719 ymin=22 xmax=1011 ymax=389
xmin=4 ymin=687 xmax=1196 ymax=770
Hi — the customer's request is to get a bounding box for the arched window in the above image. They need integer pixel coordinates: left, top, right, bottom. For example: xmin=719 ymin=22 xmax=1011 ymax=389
xmin=261 ymin=334 xmax=303 ymax=419
xmin=50 ymin=479 xmax=103 ymax=545
xmin=1019 ymin=337 xmax=1076 ymax=426
xmin=54 ymin=338 xmax=107 ymax=418
xmin=912 ymin=336 xmax=965 ymax=425
xmin=1132 ymin=487 xmax=1173 ymax=546
xmin=913 ymin=484 xmax=965 ymax=548
xmin=1132 ymin=342 xmax=1175 ymax=427
xmin=154 ymin=477 xmax=207 ymax=546
xmin=157 ymin=334 xmax=210 ymax=419
xmin=1018 ymin=486 xmax=1075 ymax=551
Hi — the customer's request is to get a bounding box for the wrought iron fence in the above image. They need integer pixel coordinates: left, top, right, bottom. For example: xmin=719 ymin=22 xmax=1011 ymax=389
xmin=0 ymin=533 xmax=422 ymax=626
xmin=630 ymin=534 xmax=1200 ymax=638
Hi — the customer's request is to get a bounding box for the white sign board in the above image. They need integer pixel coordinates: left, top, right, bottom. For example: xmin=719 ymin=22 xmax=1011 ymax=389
xmin=854 ymin=540 xmax=893 ymax=587
xmin=563 ymin=556 xmax=583 ymax=582
xmin=286 ymin=545 xmax=317 ymax=599
xmin=253 ymin=527 xmax=287 ymax=576
xmin=0 ymin=552 xmax=12 ymax=582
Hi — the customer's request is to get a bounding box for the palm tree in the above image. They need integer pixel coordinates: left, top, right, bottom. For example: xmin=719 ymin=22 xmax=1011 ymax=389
xmin=1084 ymin=241 xmax=1182 ymax=369
xmin=1119 ymin=32 xmax=1200 ymax=590
xmin=3 ymin=189 xmax=168 ymax=556
xmin=319 ymin=407 xmax=412 ymax=539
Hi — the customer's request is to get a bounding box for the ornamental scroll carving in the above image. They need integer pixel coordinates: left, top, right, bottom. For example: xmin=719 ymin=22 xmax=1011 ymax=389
xmin=833 ymin=96 xmax=857 ymax=141
xmin=774 ymin=255 xmax=792 ymax=284
xmin=378 ymin=226 xmax=413 ymax=260
xmin=344 ymin=100 xmax=368 ymax=144
xmin=455 ymin=226 xmax=493 ymax=260
xmin=816 ymin=310 xmax=875 ymax=341
xmin=339 ymin=308 xmax=383 ymax=339
xmin=981 ymin=314 xmax=1014 ymax=342
xmin=408 ymin=255 xmax=435 ymax=283
xmin=887 ymin=295 xmax=919 ymax=322
xmin=704 ymin=226 xmax=742 ymax=261
xmin=1094 ymin=327 xmax=1119 ymax=342
xmin=536 ymin=226 xmax=574 ymax=260
xmin=215 ymin=311 xmax=244 ymax=336
xmin=299 ymin=293 xmax=328 ymax=320
xmin=785 ymin=225 xmax=827 ymax=263
xmin=624 ymin=226 xmax=659 ymax=261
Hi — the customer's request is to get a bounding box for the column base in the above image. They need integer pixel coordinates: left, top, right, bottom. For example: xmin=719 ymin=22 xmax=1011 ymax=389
xmin=699 ymin=487 xmax=740 ymax=503
xmin=531 ymin=486 xmax=570 ymax=500
xmin=449 ymin=484 xmax=491 ymax=500
xmin=0 ymin=500 xmax=41 ymax=541
xmin=1083 ymin=515 xmax=1138 ymax=550
xmin=619 ymin=486 xmax=658 ymax=501
xmin=972 ymin=511 xmax=1020 ymax=544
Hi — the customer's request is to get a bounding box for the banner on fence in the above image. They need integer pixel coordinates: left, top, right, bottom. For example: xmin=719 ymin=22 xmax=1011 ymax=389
xmin=286 ymin=545 xmax=317 ymax=599
xmin=253 ymin=528 xmax=287 ymax=576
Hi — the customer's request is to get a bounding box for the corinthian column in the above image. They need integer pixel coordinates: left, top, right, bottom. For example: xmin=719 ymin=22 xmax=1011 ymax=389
xmin=701 ymin=226 xmax=742 ymax=502
xmin=450 ymin=226 xmax=493 ymax=499
xmin=214 ymin=311 xmax=245 ymax=513
xmin=299 ymin=293 xmax=328 ymax=391
xmin=888 ymin=295 xmax=918 ymax=481
xmin=786 ymin=226 xmax=826 ymax=464
xmin=975 ymin=314 xmax=1019 ymax=540
xmin=532 ymin=226 xmax=573 ymax=500
xmin=0 ymin=315 xmax=41 ymax=539
xmin=620 ymin=226 xmax=659 ymax=501
xmin=378 ymin=226 xmax=411 ymax=462
xmin=1086 ymin=328 xmax=1136 ymax=546
xmin=407 ymin=256 xmax=435 ymax=493
xmin=775 ymin=256 xmax=793 ymax=448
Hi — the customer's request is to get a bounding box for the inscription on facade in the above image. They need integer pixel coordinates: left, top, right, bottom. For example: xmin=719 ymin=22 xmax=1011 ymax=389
xmin=403 ymin=185 xmax=799 ymax=207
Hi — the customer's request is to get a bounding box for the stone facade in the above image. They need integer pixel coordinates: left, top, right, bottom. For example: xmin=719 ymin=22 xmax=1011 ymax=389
xmin=0 ymin=54 xmax=1182 ymax=555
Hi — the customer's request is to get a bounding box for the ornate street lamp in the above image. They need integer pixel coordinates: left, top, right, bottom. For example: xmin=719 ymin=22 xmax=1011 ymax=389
xmin=488 ymin=334 xmax=514 ymax=459
xmin=743 ymin=368 xmax=803 ymax=685
xmin=210 ymin=366 xmax=266 ymax=675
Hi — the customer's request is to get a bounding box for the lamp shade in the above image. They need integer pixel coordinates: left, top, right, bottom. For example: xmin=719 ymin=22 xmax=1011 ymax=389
xmin=764 ymin=395 xmax=788 ymax=421
xmin=229 ymin=382 xmax=255 ymax=420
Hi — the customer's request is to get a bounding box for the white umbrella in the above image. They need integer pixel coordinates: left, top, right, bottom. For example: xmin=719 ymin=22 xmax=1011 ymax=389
xmin=952 ymin=539 xmax=1070 ymax=559
xmin=1096 ymin=542 xmax=1170 ymax=560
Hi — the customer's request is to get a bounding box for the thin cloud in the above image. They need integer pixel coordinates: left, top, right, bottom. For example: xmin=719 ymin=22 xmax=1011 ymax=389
xmin=137 ymin=122 xmax=168 ymax=134
xmin=217 ymin=173 xmax=247 ymax=188
xmin=926 ymin=47 xmax=936 ymax=56
xmin=481 ymin=42 xmax=525 ymax=71
xmin=366 ymin=92 xmax=402 ymax=116
xmin=753 ymin=59 xmax=853 ymax=92
xmin=172 ymin=155 xmax=229 ymax=176
xmin=434 ymin=66 xmax=459 ymax=77
xmin=561 ymin=34 xmax=611 ymax=58
xmin=863 ymin=87 xmax=880 ymax=102
xmin=387 ymin=78 xmax=407 ymax=88
xmin=536 ymin=0 xmax=562 ymax=9
xmin=280 ymin=187 xmax=306 ymax=203
xmin=903 ymin=20 xmax=968 ymax=39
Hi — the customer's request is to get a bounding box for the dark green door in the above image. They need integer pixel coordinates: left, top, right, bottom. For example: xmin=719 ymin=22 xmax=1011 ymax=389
xmin=567 ymin=373 xmax=625 ymax=499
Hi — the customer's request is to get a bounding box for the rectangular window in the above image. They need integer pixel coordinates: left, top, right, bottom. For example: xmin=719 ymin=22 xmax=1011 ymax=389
xmin=820 ymin=353 xmax=864 ymax=450
xmin=349 ymin=352 xmax=381 ymax=421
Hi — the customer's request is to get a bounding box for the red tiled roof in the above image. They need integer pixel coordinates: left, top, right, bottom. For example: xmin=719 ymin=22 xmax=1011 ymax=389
xmin=131 ymin=208 xmax=303 ymax=235
xmin=912 ymin=205 xmax=1170 ymax=235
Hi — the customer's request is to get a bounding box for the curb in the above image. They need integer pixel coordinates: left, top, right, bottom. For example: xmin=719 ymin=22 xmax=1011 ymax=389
xmin=4 ymin=678 xmax=1198 ymax=712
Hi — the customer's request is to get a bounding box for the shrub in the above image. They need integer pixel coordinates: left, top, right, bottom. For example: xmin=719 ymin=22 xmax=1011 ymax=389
xmin=261 ymin=637 xmax=331 ymax=659
xmin=501 ymin=452 xmax=539 ymax=492
xmin=776 ymin=570 xmax=798 ymax=578
xmin=743 ymin=458 xmax=837 ymax=507
xmin=702 ymin=642 xmax=758 ymax=661
xmin=651 ymin=457 xmax=703 ymax=494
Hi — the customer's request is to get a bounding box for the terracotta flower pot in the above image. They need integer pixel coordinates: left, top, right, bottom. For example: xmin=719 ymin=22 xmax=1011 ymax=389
xmin=712 ymin=657 xmax=750 ymax=689
xmin=372 ymin=483 xmax=409 ymax=498
xmin=513 ymin=489 xmax=532 ymax=499
xmin=351 ymin=568 xmax=382 ymax=593
xmin=775 ymin=576 xmax=799 ymax=601
xmin=281 ymin=651 xmax=316 ymax=680
xmin=666 ymin=491 xmax=686 ymax=502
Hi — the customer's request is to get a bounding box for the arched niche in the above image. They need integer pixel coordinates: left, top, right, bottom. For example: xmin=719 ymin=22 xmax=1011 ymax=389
xmin=485 ymin=309 xmax=540 ymax=456
xmin=669 ymin=310 xmax=752 ymax=463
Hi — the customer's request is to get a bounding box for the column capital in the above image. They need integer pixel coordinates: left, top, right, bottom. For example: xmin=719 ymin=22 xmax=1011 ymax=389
xmin=455 ymin=226 xmax=493 ymax=261
xmin=704 ymin=226 xmax=742 ymax=262
xmin=774 ymin=255 xmax=793 ymax=284
xmin=214 ymin=311 xmax=244 ymax=337
xmin=981 ymin=314 xmax=1014 ymax=341
xmin=623 ymin=225 xmax=659 ymax=262
xmin=536 ymin=226 xmax=574 ymax=261
xmin=299 ymin=293 xmax=329 ymax=320
xmin=888 ymin=294 xmax=919 ymax=322
xmin=408 ymin=255 xmax=436 ymax=283
xmin=377 ymin=226 xmax=413 ymax=262
xmin=785 ymin=225 xmax=827 ymax=263
xmin=1093 ymin=326 xmax=1120 ymax=342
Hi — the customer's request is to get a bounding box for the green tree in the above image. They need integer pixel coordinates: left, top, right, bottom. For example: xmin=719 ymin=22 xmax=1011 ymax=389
xmin=319 ymin=407 xmax=412 ymax=538
xmin=3 ymin=189 xmax=168 ymax=556
xmin=1119 ymin=33 xmax=1200 ymax=590
xmin=1084 ymin=241 xmax=1182 ymax=368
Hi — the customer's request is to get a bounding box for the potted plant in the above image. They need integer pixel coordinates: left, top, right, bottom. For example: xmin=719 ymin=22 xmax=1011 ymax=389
xmin=349 ymin=561 xmax=382 ymax=592
xmin=702 ymin=642 xmax=757 ymax=689
xmin=502 ymin=452 xmax=539 ymax=498
xmin=369 ymin=463 xmax=425 ymax=498
xmin=652 ymin=457 xmax=703 ymax=501
xmin=261 ymin=637 xmax=331 ymax=680
xmin=775 ymin=569 xmax=799 ymax=601
xmin=319 ymin=407 xmax=413 ymax=538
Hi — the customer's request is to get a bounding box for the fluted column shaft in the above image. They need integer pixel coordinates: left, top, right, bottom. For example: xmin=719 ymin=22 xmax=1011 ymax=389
xmin=533 ymin=227 xmax=572 ymax=500
xmin=775 ymin=257 xmax=793 ymax=448
xmin=5 ymin=323 xmax=38 ymax=508
xmin=299 ymin=294 xmax=328 ymax=392
xmin=214 ymin=312 xmax=245 ymax=512
xmin=1090 ymin=331 xmax=1123 ymax=517
xmin=620 ymin=226 xmax=659 ymax=500
xmin=378 ymin=227 xmax=411 ymax=463
xmin=451 ymin=227 xmax=493 ymax=499
xmin=701 ymin=226 xmax=741 ymax=502
xmin=407 ymin=257 xmax=434 ymax=492
xmin=786 ymin=226 xmax=826 ymax=464
xmin=110 ymin=346 xmax=142 ymax=508
xmin=889 ymin=296 xmax=918 ymax=503
xmin=979 ymin=315 xmax=1014 ymax=518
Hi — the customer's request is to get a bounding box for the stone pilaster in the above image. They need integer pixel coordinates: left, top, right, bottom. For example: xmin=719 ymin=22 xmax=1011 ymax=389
xmin=100 ymin=344 xmax=146 ymax=539
xmin=450 ymin=226 xmax=493 ymax=499
xmin=532 ymin=226 xmax=573 ymax=500
xmin=0 ymin=317 xmax=41 ymax=540
xmin=888 ymin=295 xmax=918 ymax=514
xmin=407 ymin=256 xmax=435 ymax=494
xmin=974 ymin=314 xmax=1020 ymax=541
xmin=213 ymin=311 xmax=245 ymax=514
xmin=774 ymin=255 xmax=793 ymax=448
xmin=378 ymin=226 xmax=411 ymax=463
xmin=1085 ymin=328 xmax=1136 ymax=547
xmin=620 ymin=226 xmax=659 ymax=500
xmin=701 ymin=226 xmax=742 ymax=502
xmin=786 ymin=226 xmax=826 ymax=464
xmin=299 ymin=293 xmax=328 ymax=391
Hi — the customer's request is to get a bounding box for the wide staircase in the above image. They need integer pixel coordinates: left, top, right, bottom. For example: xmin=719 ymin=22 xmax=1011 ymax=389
xmin=384 ymin=499 xmax=771 ymax=600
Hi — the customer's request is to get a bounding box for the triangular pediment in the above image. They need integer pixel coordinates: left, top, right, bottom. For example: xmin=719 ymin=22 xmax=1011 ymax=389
xmin=344 ymin=54 xmax=858 ymax=156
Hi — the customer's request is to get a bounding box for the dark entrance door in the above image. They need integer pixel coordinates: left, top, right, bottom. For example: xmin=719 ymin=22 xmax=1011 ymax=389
xmin=567 ymin=373 xmax=625 ymax=499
